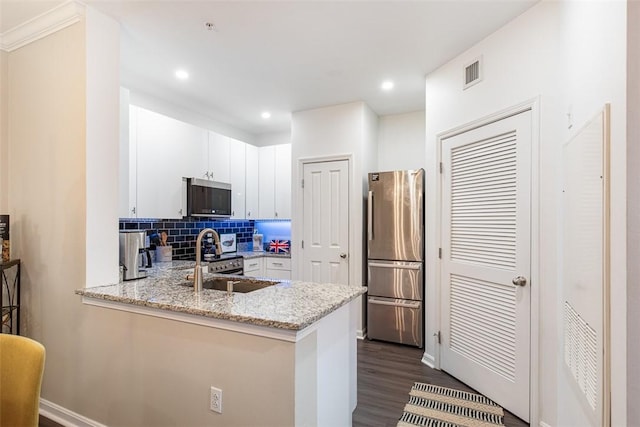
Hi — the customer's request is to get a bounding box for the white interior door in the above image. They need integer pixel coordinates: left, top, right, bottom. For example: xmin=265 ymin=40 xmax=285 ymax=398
xmin=440 ymin=111 xmax=531 ymax=422
xmin=301 ymin=160 xmax=349 ymax=284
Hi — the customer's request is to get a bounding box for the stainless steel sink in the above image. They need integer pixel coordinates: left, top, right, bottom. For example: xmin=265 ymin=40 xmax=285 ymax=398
xmin=201 ymin=277 xmax=278 ymax=293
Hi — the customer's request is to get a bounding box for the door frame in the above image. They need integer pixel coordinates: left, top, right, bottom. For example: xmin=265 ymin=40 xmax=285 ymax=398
xmin=294 ymin=154 xmax=353 ymax=286
xmin=434 ymin=98 xmax=540 ymax=425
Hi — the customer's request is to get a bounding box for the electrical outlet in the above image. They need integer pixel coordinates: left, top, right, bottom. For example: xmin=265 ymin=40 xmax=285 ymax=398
xmin=210 ymin=386 xmax=223 ymax=413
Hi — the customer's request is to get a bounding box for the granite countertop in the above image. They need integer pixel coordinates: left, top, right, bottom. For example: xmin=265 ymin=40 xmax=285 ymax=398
xmin=76 ymin=261 xmax=365 ymax=331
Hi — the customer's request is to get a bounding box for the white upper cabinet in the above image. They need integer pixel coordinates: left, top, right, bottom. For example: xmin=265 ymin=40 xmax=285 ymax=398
xmin=258 ymin=146 xmax=276 ymax=219
xmin=120 ymin=105 xmax=291 ymax=220
xmin=228 ymin=138 xmax=246 ymax=219
xmin=258 ymin=144 xmax=291 ymax=219
xmin=119 ymin=89 xmax=137 ymax=218
xmin=134 ymin=106 xmax=208 ymax=219
xmin=207 ymin=131 xmax=230 ymax=182
xmin=274 ymin=144 xmax=292 ymax=219
xmin=245 ymin=144 xmax=259 ymax=219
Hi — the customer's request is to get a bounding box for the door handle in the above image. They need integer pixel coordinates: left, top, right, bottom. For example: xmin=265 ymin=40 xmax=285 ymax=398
xmin=368 ymin=191 xmax=374 ymax=240
xmin=512 ymin=276 xmax=527 ymax=287
xmin=368 ymin=298 xmax=421 ymax=309
xmin=368 ymin=262 xmax=422 ymax=270
xmin=340 ymin=253 xmax=347 ymax=259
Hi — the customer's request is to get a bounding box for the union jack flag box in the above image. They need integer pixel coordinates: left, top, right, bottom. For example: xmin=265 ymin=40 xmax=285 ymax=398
xmin=268 ymin=239 xmax=290 ymax=254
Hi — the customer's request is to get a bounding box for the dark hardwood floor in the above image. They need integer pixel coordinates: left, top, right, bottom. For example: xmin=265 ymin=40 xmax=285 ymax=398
xmin=40 ymin=339 xmax=528 ymax=427
xmin=353 ymin=339 xmax=529 ymax=427
xmin=39 ymin=415 xmax=63 ymax=427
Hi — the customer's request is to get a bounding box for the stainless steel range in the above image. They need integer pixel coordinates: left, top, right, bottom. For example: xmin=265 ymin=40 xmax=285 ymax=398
xmin=207 ymin=255 xmax=244 ymax=275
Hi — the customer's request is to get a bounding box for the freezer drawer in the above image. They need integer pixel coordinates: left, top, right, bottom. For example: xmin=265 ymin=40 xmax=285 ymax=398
xmin=368 ymin=260 xmax=423 ymax=300
xmin=367 ymin=296 xmax=423 ymax=348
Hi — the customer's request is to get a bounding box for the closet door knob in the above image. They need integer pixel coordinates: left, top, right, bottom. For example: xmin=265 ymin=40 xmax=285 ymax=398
xmin=512 ymin=276 xmax=527 ymax=287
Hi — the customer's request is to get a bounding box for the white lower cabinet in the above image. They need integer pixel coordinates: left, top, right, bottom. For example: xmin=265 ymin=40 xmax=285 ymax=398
xmin=243 ymin=256 xmax=291 ymax=279
xmin=243 ymin=257 xmax=264 ymax=277
xmin=264 ymin=258 xmax=291 ymax=280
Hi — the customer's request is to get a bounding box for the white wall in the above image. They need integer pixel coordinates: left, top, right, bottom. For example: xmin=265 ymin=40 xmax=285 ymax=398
xmin=255 ymin=130 xmax=291 ymax=147
xmin=424 ymin=1 xmax=626 ymax=425
xmin=129 ymin=90 xmax=256 ymax=145
xmin=377 ymin=111 xmax=425 ymax=172
xmin=85 ymin=6 xmax=119 ymax=287
xmin=291 ymin=101 xmax=377 ymax=333
xmin=0 ymin=49 xmax=7 ymax=213
xmin=558 ymin=2 xmax=626 ymax=426
xmin=627 ymin=1 xmax=640 ymax=424
xmin=8 ymin=15 xmax=88 ymax=394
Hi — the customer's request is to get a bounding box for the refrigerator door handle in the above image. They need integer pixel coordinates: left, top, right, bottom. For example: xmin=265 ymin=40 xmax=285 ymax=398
xmin=368 ymin=297 xmax=421 ymax=309
xmin=368 ymin=261 xmax=422 ymax=270
xmin=368 ymin=190 xmax=374 ymax=241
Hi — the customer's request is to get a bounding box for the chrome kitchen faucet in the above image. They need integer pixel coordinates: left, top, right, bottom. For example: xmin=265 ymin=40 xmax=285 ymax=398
xmin=193 ymin=228 xmax=222 ymax=293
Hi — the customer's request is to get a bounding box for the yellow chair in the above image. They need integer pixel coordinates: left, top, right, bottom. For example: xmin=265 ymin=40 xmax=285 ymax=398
xmin=0 ymin=334 xmax=46 ymax=427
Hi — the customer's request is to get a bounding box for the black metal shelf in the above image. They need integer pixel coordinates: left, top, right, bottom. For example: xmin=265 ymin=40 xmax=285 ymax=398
xmin=1 ymin=259 xmax=21 ymax=335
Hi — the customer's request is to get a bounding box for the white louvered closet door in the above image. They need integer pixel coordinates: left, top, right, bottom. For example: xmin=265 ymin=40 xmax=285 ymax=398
xmin=441 ymin=111 xmax=531 ymax=422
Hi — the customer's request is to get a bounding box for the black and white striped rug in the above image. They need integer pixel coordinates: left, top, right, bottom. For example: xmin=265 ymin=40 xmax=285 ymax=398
xmin=397 ymin=383 xmax=505 ymax=427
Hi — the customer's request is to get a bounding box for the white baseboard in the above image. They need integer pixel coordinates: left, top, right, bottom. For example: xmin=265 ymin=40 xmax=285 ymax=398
xmin=539 ymin=422 xmax=552 ymax=427
xmin=421 ymin=352 xmax=436 ymax=369
xmin=357 ymin=328 xmax=366 ymax=340
xmin=40 ymin=398 xmax=106 ymax=427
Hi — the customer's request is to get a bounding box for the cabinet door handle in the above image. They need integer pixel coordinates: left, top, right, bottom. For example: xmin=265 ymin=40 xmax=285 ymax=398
xmin=271 ymin=262 xmax=283 ymax=266
xmin=131 ymin=207 xmax=136 ymax=214
xmin=275 ymin=212 xmax=278 ymax=217
xmin=368 ymin=191 xmax=374 ymax=240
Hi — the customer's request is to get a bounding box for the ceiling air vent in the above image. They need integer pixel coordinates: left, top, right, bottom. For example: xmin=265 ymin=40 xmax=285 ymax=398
xmin=463 ymin=56 xmax=482 ymax=90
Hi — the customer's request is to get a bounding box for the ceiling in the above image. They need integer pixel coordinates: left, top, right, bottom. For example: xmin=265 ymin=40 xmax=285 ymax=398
xmin=1 ymin=0 xmax=537 ymax=138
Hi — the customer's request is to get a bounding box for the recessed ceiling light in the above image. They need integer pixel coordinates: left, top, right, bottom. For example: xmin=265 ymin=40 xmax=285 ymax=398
xmin=261 ymin=112 xmax=271 ymax=119
xmin=175 ymin=70 xmax=189 ymax=80
xmin=381 ymin=80 xmax=394 ymax=90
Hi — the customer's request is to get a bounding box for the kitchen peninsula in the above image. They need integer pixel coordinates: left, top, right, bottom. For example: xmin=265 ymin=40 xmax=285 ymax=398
xmin=76 ymin=261 xmax=365 ymax=426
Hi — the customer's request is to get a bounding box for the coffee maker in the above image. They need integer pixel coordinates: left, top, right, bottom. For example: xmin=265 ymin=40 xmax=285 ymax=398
xmin=119 ymin=231 xmax=152 ymax=281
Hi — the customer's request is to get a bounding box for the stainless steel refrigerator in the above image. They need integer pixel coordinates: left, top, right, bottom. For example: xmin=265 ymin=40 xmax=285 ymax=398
xmin=367 ymin=169 xmax=424 ymax=347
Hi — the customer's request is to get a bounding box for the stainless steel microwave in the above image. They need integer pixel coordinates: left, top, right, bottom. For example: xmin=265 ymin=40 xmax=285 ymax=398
xmin=183 ymin=177 xmax=232 ymax=218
